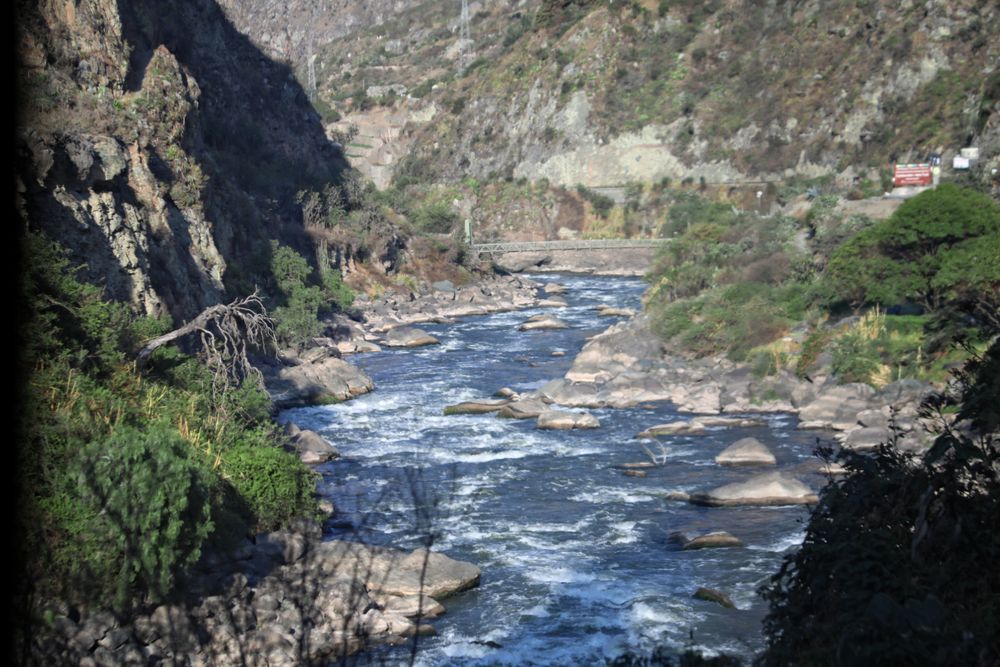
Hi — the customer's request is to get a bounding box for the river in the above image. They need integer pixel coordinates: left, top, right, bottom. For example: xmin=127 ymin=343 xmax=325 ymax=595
xmin=280 ymin=274 xmax=822 ymax=665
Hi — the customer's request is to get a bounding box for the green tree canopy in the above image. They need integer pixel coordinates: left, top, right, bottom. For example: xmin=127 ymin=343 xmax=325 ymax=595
xmin=823 ymin=184 xmax=1000 ymax=310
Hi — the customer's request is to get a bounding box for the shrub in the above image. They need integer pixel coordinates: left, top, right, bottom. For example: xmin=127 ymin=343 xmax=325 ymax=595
xmin=759 ymin=336 xmax=1000 ymax=665
xmin=412 ymin=200 xmax=459 ymax=233
xmin=220 ymin=442 xmax=316 ymax=531
xmin=79 ymin=425 xmax=213 ymax=611
xmin=823 ymin=184 xmax=1000 ymax=310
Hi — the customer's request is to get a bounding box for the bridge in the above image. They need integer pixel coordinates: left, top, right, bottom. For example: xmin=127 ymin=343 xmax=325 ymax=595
xmin=469 ymin=238 xmax=667 ymax=256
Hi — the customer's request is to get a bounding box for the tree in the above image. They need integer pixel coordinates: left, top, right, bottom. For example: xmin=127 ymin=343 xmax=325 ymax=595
xmin=824 ymin=184 xmax=1000 ymax=310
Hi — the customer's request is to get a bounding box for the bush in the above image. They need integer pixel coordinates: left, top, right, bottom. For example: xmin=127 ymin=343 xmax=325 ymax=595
xmin=412 ymin=200 xmax=459 ymax=233
xmin=830 ymin=331 xmax=881 ymax=384
xmin=220 ymin=442 xmax=316 ymax=531
xmin=823 ymin=184 xmax=1000 ymax=310
xmin=759 ymin=337 xmax=1000 ymax=665
xmin=79 ymin=426 xmax=213 ymax=611
xmin=269 ymin=242 xmax=324 ymax=347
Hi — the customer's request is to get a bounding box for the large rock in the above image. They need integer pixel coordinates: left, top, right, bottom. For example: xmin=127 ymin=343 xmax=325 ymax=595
xmin=383 ymin=326 xmax=440 ymax=348
xmin=316 ymin=542 xmax=481 ymax=600
xmin=797 ymin=383 xmax=876 ymax=430
xmin=537 ymin=378 xmax=602 ymax=407
xmin=638 ymin=420 xmax=707 ymax=437
xmin=566 ymin=317 xmax=663 ymax=382
xmin=290 ymin=428 xmax=340 ymax=464
xmin=443 ymin=399 xmax=511 ymax=415
xmin=689 ymin=472 xmax=818 ymax=506
xmin=715 ymin=437 xmax=777 ymax=466
xmin=498 ymin=398 xmax=549 ymax=419
xmin=693 ymin=587 xmax=736 ymax=609
xmin=536 ymin=410 xmax=600 ymax=430
xmin=841 ymin=426 xmax=893 ymax=451
xmin=265 ymin=357 xmax=374 ymax=409
xmin=681 ymin=531 xmax=744 ymax=550
xmin=518 ymin=315 xmax=569 ymax=331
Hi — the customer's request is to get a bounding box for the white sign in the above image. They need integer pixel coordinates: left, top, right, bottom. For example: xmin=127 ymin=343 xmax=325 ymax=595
xmin=960 ymin=147 xmax=980 ymax=159
xmin=953 ymin=156 xmax=971 ymax=170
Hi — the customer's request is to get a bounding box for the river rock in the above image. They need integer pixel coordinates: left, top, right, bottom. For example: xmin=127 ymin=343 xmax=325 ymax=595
xmin=543 ymin=282 xmax=567 ymax=294
xmin=840 ymin=426 xmax=893 ymax=451
xmin=693 ymin=587 xmax=736 ymax=609
xmin=290 ymin=428 xmax=340 ymax=464
xmin=336 ymin=339 xmax=382 ymax=354
xmin=538 ymin=297 xmax=568 ymax=308
xmin=566 ymin=317 xmax=663 ymax=382
xmin=536 ymin=410 xmax=600 ymax=430
xmin=596 ymin=305 xmax=635 ymax=317
xmin=498 ymin=398 xmax=549 ymax=419
xmin=797 ymin=383 xmax=877 ymax=430
xmin=537 ymin=378 xmax=602 ymax=407
xmin=378 ymin=594 xmax=446 ymax=620
xmin=265 ymin=356 xmax=374 ymax=409
xmin=443 ymin=399 xmax=511 ymax=415
xmin=383 ymin=326 xmax=440 ymax=348
xmin=638 ymin=420 xmax=707 ymax=437
xmin=689 ymin=471 xmax=818 ymax=506
xmin=682 ymin=531 xmax=744 ymax=550
xmin=518 ymin=315 xmax=569 ymax=331
xmin=715 ymin=437 xmax=777 ymax=466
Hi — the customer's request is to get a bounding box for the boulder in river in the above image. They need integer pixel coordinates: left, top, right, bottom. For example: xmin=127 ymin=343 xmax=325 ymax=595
xmin=443 ymin=399 xmax=511 ymax=415
xmin=290 ymin=428 xmax=340 ymax=464
xmin=383 ymin=326 xmax=440 ymax=348
xmin=693 ymin=587 xmax=736 ymax=609
xmin=518 ymin=315 xmax=569 ymax=331
xmin=498 ymin=398 xmax=549 ymax=419
xmin=715 ymin=437 xmax=777 ymax=466
xmin=689 ymin=471 xmax=818 ymax=506
xmin=536 ymin=410 xmax=600 ymax=430
xmin=538 ymin=297 xmax=568 ymax=308
xmin=681 ymin=531 xmax=744 ymax=550
xmin=543 ymin=282 xmax=567 ymax=294
xmin=638 ymin=420 xmax=707 ymax=438
xmin=265 ymin=356 xmax=374 ymax=409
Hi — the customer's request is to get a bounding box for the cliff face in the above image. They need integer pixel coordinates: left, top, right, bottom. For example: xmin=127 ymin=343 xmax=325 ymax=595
xmin=16 ymin=0 xmax=350 ymax=321
xmin=212 ymin=0 xmax=1000 ymax=191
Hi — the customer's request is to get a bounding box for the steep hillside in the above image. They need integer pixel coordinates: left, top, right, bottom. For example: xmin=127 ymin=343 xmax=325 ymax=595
xmin=219 ymin=0 xmax=1000 ymax=197
xmin=16 ymin=0 xmax=404 ymax=321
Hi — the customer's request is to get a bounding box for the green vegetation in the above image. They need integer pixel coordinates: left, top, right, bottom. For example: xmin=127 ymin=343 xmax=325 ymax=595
xmin=268 ymin=242 xmax=355 ymax=348
xmin=824 ymin=184 xmax=1000 ymax=311
xmin=16 ymin=233 xmax=317 ymax=614
xmin=576 ymin=184 xmax=615 ymax=219
xmin=645 ymin=185 xmax=997 ymax=387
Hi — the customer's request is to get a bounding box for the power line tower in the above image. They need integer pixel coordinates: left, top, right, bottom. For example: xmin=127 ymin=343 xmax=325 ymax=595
xmin=459 ymin=0 xmax=472 ymax=69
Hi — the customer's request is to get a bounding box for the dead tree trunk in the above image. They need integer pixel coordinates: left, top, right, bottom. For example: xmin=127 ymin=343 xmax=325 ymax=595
xmin=136 ymin=292 xmax=276 ymax=394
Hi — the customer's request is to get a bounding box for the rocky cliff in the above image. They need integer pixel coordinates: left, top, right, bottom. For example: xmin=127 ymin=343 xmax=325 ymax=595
xmin=16 ymin=0 xmax=354 ymax=321
xmin=215 ymin=0 xmax=1000 ymax=192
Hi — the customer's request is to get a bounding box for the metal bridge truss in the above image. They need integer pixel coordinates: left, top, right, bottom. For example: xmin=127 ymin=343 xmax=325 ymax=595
xmin=469 ymin=239 xmax=667 ymax=255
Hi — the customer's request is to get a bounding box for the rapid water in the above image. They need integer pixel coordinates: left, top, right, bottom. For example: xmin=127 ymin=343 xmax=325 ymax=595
xmin=281 ymin=274 xmax=824 ymax=665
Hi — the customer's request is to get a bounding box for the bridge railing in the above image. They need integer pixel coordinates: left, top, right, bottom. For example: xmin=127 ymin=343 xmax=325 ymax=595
xmin=469 ymin=239 xmax=667 ymax=254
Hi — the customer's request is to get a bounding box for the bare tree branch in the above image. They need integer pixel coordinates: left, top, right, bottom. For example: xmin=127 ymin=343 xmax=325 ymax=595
xmin=136 ymin=291 xmax=276 ymax=394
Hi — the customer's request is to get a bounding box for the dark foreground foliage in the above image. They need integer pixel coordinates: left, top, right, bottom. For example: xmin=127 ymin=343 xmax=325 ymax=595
xmin=758 ymin=334 xmax=1000 ymax=665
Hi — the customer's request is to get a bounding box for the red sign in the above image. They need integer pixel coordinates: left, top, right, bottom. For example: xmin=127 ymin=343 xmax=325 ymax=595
xmin=894 ymin=164 xmax=933 ymax=187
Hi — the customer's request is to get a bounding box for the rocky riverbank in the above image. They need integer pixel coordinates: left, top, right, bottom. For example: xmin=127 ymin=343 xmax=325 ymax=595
xmin=35 ymin=525 xmax=481 ymax=667
xmin=514 ymin=313 xmax=937 ymax=454
xmin=29 ymin=275 xmax=552 ymax=667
